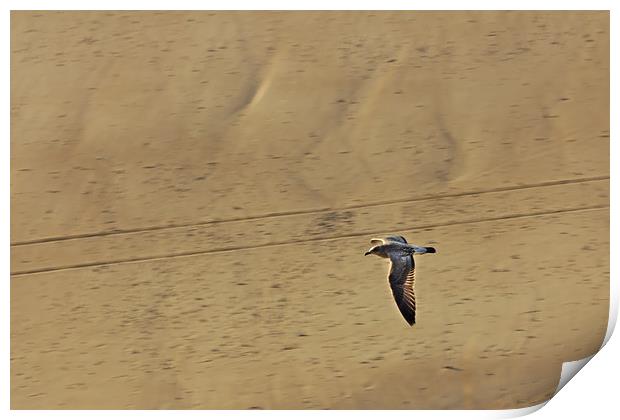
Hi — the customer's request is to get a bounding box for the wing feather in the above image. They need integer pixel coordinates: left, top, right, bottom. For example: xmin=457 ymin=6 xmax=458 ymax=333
xmin=386 ymin=235 xmax=408 ymax=244
xmin=370 ymin=238 xmax=385 ymax=245
xmin=371 ymin=235 xmax=408 ymax=246
xmin=388 ymin=255 xmax=417 ymax=325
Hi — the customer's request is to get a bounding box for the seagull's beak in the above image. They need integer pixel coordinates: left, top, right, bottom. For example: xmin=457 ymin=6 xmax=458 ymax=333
xmin=364 ymin=251 xmax=371 ymax=256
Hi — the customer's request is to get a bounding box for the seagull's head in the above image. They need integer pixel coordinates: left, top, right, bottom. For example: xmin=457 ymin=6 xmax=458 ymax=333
xmin=365 ymin=245 xmax=388 ymax=258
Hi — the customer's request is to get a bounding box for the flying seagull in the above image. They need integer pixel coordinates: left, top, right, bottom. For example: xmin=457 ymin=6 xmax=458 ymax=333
xmin=365 ymin=235 xmax=436 ymax=326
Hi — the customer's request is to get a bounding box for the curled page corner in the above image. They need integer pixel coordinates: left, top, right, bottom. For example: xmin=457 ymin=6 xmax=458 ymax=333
xmin=493 ymin=355 xmax=596 ymax=419
xmin=494 ymin=401 xmax=547 ymax=418
xmin=534 ymin=269 xmax=619 ymax=408
xmin=555 ymin=355 xmax=595 ymax=395
xmin=504 ymin=288 xmax=616 ymax=416
xmin=550 ymin=291 xmax=616 ymax=399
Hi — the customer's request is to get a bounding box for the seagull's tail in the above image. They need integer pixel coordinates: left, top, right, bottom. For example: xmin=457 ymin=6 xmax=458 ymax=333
xmin=412 ymin=246 xmax=436 ymax=254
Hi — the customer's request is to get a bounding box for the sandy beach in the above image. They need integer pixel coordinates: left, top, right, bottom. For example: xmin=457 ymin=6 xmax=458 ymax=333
xmin=11 ymin=11 xmax=609 ymax=409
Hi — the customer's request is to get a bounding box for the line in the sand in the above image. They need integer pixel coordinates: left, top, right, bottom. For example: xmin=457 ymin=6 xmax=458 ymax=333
xmin=10 ymin=204 xmax=608 ymax=277
xmin=10 ymin=175 xmax=610 ymax=247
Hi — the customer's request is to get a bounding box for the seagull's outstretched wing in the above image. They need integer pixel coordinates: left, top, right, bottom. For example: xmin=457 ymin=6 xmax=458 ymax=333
xmin=388 ymin=254 xmax=416 ymax=326
xmin=371 ymin=235 xmax=408 ymax=246
xmin=386 ymin=235 xmax=408 ymax=244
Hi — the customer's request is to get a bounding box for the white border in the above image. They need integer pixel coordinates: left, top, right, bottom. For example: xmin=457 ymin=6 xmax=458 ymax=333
xmin=4 ymin=1 xmax=616 ymax=419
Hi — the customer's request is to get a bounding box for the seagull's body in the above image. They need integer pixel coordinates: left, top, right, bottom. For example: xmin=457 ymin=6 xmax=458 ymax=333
xmin=365 ymin=236 xmax=436 ymax=326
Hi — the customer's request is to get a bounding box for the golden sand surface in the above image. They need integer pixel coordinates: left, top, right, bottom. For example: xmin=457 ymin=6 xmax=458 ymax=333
xmin=11 ymin=11 xmax=609 ymax=409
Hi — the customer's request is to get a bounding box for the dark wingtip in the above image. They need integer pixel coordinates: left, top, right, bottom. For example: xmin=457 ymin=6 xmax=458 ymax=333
xmin=401 ymin=310 xmax=415 ymax=326
xmin=425 ymin=247 xmax=436 ymax=254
